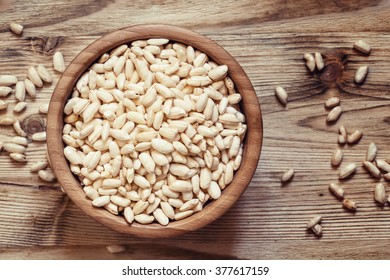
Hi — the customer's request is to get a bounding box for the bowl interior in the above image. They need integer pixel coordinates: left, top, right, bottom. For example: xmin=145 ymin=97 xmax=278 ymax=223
xmin=47 ymin=24 xmax=263 ymax=238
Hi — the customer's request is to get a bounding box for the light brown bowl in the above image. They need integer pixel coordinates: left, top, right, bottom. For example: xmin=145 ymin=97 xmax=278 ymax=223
xmin=47 ymin=24 xmax=263 ymax=238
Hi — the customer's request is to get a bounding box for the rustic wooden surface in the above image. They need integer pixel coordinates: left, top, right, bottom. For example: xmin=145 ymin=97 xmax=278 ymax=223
xmin=0 ymin=0 xmax=390 ymax=259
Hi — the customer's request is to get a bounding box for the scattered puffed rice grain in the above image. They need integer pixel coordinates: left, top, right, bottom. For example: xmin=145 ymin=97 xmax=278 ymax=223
xmin=0 ymin=86 xmax=12 ymax=97
xmin=9 ymin=153 xmax=27 ymax=163
xmin=106 ymin=245 xmax=126 ymax=254
xmin=355 ymin=66 xmax=368 ymax=84
xmin=342 ymin=198 xmax=357 ymax=211
xmin=0 ymin=100 xmax=8 ymax=111
xmin=376 ymin=160 xmax=390 ymax=173
xmin=275 ymin=86 xmax=288 ymax=106
xmin=27 ymin=66 xmax=43 ymax=87
xmin=37 ymin=64 xmax=53 ymax=83
xmin=9 ymin=22 xmax=24 ymax=35
xmin=11 ymin=136 xmax=28 ymax=146
xmin=347 ymin=130 xmax=362 ymax=144
xmin=15 ymin=81 xmax=26 ymax=101
xmin=331 ymin=148 xmax=343 ymax=166
xmin=363 ymin=161 xmax=381 ymax=179
xmin=338 ymin=134 xmax=346 ymax=145
xmin=338 ymin=125 xmax=347 ymax=145
xmin=353 ymin=40 xmax=371 ymax=54
xmin=339 ymin=163 xmax=357 ymax=179
xmin=314 ymin=52 xmax=324 ymax=71
xmin=13 ymin=102 xmax=27 ymax=113
xmin=13 ymin=120 xmax=27 ymax=137
xmin=281 ymin=169 xmax=294 ymax=183
xmin=374 ymin=183 xmax=386 ymax=205
xmin=30 ymin=161 xmax=48 ymax=173
xmin=0 ymin=75 xmax=18 ymax=86
xmin=32 ymin=132 xmax=47 ymax=142
xmin=24 ymin=79 xmax=36 ymax=97
xmin=307 ymin=215 xmax=322 ymax=229
xmin=303 ymin=53 xmax=315 ymax=72
xmin=366 ymin=143 xmax=377 ymax=162
xmin=3 ymin=143 xmax=26 ymax=153
xmin=53 ymin=51 xmax=66 ymax=73
xmin=38 ymin=170 xmax=57 ymax=182
xmin=326 ymin=106 xmax=342 ymax=122
xmin=311 ymin=224 xmax=323 ymax=236
xmin=39 ymin=104 xmax=49 ymax=114
xmin=325 ymin=97 xmax=340 ymax=109
xmin=0 ymin=116 xmax=14 ymax=126
xmin=329 ymin=183 xmax=345 ymax=199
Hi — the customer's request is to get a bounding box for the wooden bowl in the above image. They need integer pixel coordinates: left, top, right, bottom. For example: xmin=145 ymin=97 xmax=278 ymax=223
xmin=47 ymin=25 xmax=263 ymax=238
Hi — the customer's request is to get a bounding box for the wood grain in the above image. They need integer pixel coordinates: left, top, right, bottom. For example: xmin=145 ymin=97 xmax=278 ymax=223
xmin=0 ymin=0 xmax=390 ymax=259
xmin=4 ymin=240 xmax=390 ymax=260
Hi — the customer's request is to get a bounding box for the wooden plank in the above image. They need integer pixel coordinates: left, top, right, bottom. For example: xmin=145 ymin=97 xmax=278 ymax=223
xmin=0 ymin=0 xmax=389 ymax=259
xmin=0 ymin=0 xmax=385 ymax=36
xmin=2 ymin=240 xmax=390 ymax=260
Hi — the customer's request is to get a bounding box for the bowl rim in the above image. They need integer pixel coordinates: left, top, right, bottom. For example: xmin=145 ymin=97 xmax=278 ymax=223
xmin=47 ymin=24 xmax=263 ymax=238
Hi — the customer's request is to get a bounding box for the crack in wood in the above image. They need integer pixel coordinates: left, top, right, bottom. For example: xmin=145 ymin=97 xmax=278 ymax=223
xmin=0 ymin=181 xmax=61 ymax=190
xmin=30 ymin=36 xmax=64 ymax=55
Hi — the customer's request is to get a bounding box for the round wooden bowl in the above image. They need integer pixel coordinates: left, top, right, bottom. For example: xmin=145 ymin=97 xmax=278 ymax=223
xmin=47 ymin=25 xmax=263 ymax=238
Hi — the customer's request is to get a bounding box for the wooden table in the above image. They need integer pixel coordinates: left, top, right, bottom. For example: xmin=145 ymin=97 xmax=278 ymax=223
xmin=0 ymin=0 xmax=389 ymax=259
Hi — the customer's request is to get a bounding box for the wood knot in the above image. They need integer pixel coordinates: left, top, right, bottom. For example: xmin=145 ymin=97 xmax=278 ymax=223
xmin=31 ymin=36 xmax=63 ymax=55
xmin=320 ymin=62 xmax=344 ymax=84
xmin=21 ymin=115 xmax=46 ymax=135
